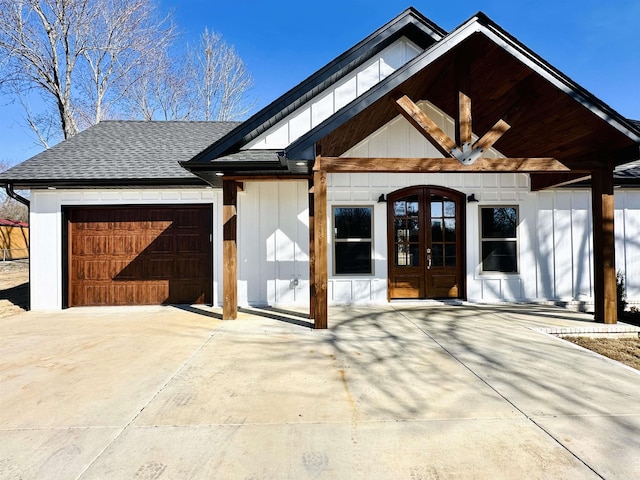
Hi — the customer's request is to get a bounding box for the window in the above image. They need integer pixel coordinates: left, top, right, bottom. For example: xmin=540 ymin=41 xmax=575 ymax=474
xmin=480 ymin=207 xmax=518 ymax=273
xmin=333 ymin=206 xmax=373 ymax=275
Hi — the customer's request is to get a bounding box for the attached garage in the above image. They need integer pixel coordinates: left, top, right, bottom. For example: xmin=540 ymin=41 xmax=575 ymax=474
xmin=65 ymin=204 xmax=212 ymax=306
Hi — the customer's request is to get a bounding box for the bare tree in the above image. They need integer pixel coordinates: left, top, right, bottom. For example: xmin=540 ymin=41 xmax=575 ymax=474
xmin=187 ymin=29 xmax=254 ymax=121
xmin=124 ymin=47 xmax=194 ymax=121
xmin=75 ymin=0 xmax=175 ymax=127
xmin=0 ymin=0 xmax=174 ymax=145
xmin=126 ymin=28 xmax=255 ymax=121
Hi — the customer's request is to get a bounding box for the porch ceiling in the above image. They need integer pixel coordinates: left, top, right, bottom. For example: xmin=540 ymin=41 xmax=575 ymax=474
xmin=317 ymin=33 xmax=639 ymax=170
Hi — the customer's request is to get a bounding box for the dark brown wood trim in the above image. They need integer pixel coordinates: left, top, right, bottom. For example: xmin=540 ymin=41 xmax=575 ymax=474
xmin=315 ymin=157 xmax=570 ymax=173
xmin=591 ymin=167 xmax=617 ymax=324
xmin=223 ymin=179 xmax=238 ymax=320
xmin=530 ymin=172 xmax=592 ymax=191
xmin=313 ymin=170 xmax=328 ymax=329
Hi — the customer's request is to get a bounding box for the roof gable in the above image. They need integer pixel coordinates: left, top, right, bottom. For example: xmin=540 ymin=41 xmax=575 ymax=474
xmin=282 ymin=12 xmax=640 ymax=169
xmin=184 ymin=7 xmax=445 ymax=166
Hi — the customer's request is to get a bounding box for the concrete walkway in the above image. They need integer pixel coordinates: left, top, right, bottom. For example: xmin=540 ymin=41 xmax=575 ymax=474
xmin=0 ymin=304 xmax=639 ymax=479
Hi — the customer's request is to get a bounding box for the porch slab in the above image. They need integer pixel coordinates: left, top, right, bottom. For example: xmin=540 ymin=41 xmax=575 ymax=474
xmin=0 ymin=304 xmax=638 ymax=479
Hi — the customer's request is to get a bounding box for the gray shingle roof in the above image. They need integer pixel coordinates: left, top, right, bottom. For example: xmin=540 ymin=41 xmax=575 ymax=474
xmin=0 ymin=121 xmax=240 ymax=187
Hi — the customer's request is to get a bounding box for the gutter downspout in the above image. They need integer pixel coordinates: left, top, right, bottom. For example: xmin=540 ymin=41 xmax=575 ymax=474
xmin=2 ymin=183 xmax=31 ymax=312
xmin=4 ymin=184 xmax=30 ymax=207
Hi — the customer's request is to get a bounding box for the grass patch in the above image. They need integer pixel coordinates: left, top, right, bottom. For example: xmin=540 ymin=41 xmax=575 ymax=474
xmin=564 ymin=336 xmax=640 ymax=371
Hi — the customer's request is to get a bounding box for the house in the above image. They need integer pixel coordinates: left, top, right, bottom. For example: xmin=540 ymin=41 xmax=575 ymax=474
xmin=1 ymin=8 xmax=639 ymax=328
xmin=0 ymin=219 xmax=29 ymax=260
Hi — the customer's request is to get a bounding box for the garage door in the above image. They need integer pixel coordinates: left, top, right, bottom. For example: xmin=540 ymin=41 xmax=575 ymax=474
xmin=67 ymin=205 xmax=212 ymax=306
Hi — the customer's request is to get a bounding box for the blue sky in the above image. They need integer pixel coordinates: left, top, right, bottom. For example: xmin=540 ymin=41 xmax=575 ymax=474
xmin=2 ymin=0 xmax=639 ymax=165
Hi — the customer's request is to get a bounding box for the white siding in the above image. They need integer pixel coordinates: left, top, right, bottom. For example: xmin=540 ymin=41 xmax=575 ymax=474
xmin=325 ymin=172 xmax=532 ymax=304
xmin=245 ymin=37 xmax=422 ymax=150
xmin=615 ymin=190 xmax=640 ymax=308
xmin=237 ymin=181 xmax=309 ymax=306
xmin=27 ymin=184 xmax=640 ymax=311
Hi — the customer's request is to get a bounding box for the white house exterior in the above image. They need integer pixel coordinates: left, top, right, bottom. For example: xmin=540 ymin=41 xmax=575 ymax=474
xmin=2 ymin=8 xmax=639 ymax=327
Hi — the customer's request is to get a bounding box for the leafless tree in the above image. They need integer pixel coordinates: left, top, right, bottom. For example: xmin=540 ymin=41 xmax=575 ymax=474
xmin=75 ymin=0 xmax=175 ymax=127
xmin=186 ymin=29 xmax=254 ymax=121
xmin=126 ymin=28 xmax=255 ymax=121
xmin=124 ymin=47 xmax=194 ymax=121
xmin=0 ymin=0 xmax=174 ymax=145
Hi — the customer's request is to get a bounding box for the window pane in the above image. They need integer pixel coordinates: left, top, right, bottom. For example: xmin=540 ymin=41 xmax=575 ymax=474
xmin=396 ymin=244 xmax=409 ymax=266
xmin=445 ymin=244 xmax=456 ymax=266
xmin=482 ymin=241 xmax=517 ymax=272
xmin=336 ymin=243 xmax=372 ymax=274
xmin=393 ymin=201 xmax=406 ymax=216
xmin=407 ymin=198 xmax=419 ymax=217
xmin=444 ymin=218 xmax=456 ymax=242
xmin=395 ymin=219 xmax=406 ymax=242
xmin=408 ymin=219 xmax=419 ymax=242
xmin=444 ymin=200 xmax=455 ymax=217
xmin=409 ymin=244 xmax=420 ymax=267
xmin=481 ymin=207 xmax=517 ymax=238
xmin=431 ymin=200 xmax=443 ymax=217
xmin=335 ymin=207 xmax=371 ymax=239
xmin=431 ymin=220 xmax=443 ymax=242
xmin=432 ymin=244 xmax=443 ymax=267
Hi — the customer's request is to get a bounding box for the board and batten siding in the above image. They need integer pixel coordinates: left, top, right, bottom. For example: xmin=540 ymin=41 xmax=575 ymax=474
xmin=25 ymin=184 xmax=640 ymax=310
xmin=244 ymin=37 xmax=422 ymax=150
xmin=237 ymin=181 xmax=310 ymax=306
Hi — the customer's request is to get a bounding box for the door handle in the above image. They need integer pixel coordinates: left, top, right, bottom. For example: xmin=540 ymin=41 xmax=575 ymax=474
xmin=426 ymin=248 xmax=432 ymax=270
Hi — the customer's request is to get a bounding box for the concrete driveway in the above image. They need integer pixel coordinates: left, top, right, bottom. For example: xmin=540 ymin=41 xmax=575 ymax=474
xmin=1 ymin=304 xmax=639 ymax=479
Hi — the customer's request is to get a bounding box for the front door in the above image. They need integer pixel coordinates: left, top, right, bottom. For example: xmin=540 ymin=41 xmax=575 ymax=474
xmin=387 ymin=186 xmax=465 ymax=299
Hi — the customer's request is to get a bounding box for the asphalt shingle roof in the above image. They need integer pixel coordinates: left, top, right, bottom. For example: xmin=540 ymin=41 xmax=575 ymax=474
xmin=0 ymin=121 xmax=240 ymax=186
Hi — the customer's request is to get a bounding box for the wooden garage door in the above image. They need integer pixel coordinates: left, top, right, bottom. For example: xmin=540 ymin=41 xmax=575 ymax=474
xmin=67 ymin=205 xmax=212 ymax=306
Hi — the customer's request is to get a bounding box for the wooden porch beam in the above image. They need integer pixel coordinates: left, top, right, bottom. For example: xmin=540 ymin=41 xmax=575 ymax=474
xmin=455 ymin=51 xmax=472 ymax=146
xmin=394 ymin=95 xmax=457 ymax=157
xmin=591 ymin=167 xmax=617 ymax=324
xmin=222 ymin=179 xmax=238 ymax=320
xmin=473 ymin=119 xmax=511 ymax=153
xmin=313 ymin=170 xmax=328 ymax=329
xmin=314 ymin=156 xmax=571 ymax=173
xmin=458 ymin=91 xmax=472 ymax=146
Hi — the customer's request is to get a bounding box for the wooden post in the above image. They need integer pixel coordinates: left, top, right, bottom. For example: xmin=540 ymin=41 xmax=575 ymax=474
xmin=591 ymin=167 xmax=617 ymax=324
xmin=313 ymin=170 xmax=328 ymax=329
xmin=308 ymin=178 xmax=316 ymax=321
xmin=222 ymin=179 xmax=238 ymax=320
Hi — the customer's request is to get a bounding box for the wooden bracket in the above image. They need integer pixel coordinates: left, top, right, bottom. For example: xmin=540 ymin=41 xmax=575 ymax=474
xmin=393 ymin=94 xmax=511 ymax=166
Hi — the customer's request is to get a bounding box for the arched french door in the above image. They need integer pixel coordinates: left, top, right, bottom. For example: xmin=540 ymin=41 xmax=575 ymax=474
xmin=387 ymin=186 xmax=465 ymax=299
